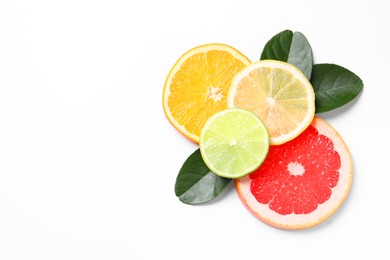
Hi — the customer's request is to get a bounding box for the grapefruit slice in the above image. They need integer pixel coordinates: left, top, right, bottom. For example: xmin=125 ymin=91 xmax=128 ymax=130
xmin=236 ymin=116 xmax=353 ymax=229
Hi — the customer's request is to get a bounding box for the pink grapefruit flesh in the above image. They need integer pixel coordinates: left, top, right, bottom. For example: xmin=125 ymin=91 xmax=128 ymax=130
xmin=236 ymin=116 xmax=353 ymax=230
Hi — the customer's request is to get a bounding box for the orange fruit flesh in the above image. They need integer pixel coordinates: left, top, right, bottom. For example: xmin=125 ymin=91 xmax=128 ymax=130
xmin=163 ymin=44 xmax=251 ymax=143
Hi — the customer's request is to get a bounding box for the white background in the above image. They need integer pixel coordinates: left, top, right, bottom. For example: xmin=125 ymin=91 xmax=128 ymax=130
xmin=1 ymin=0 xmax=389 ymax=259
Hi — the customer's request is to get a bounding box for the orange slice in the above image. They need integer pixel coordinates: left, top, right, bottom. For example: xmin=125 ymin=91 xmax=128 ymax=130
xmin=163 ymin=43 xmax=251 ymax=143
xmin=228 ymin=60 xmax=315 ymax=145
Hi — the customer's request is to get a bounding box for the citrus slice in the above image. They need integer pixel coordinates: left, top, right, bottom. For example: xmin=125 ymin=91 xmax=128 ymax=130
xmin=236 ymin=116 xmax=353 ymax=230
xmin=228 ymin=60 xmax=315 ymax=145
xmin=199 ymin=108 xmax=269 ymax=179
xmin=163 ymin=43 xmax=251 ymax=143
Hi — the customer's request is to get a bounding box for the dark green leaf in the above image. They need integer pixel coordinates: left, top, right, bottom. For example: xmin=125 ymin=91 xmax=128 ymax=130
xmin=175 ymin=149 xmax=231 ymax=205
xmin=311 ymin=64 xmax=364 ymax=113
xmin=260 ymin=30 xmax=313 ymax=79
xmin=260 ymin=30 xmax=293 ymax=62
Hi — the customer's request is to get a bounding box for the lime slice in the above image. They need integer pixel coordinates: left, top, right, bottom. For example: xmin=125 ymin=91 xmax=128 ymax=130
xmin=199 ymin=108 xmax=270 ymax=179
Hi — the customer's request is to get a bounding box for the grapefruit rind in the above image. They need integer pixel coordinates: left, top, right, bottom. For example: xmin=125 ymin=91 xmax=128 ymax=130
xmin=235 ymin=116 xmax=353 ymax=230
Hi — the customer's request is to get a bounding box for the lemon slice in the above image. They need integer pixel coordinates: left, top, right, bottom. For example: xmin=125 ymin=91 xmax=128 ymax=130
xmin=228 ymin=60 xmax=315 ymax=145
xmin=199 ymin=108 xmax=269 ymax=179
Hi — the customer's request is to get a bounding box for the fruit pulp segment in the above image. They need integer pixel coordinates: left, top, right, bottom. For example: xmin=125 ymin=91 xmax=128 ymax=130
xmin=248 ymin=125 xmax=341 ymax=215
xmin=232 ymin=67 xmax=311 ymax=138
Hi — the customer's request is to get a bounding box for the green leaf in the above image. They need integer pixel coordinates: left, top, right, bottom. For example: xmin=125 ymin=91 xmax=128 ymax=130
xmin=260 ymin=29 xmax=313 ymax=79
xmin=261 ymin=30 xmax=293 ymax=62
xmin=311 ymin=64 xmax=364 ymax=113
xmin=175 ymin=149 xmax=231 ymax=205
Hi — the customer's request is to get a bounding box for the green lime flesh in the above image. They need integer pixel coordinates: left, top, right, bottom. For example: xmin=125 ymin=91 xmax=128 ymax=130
xmin=199 ymin=108 xmax=270 ymax=178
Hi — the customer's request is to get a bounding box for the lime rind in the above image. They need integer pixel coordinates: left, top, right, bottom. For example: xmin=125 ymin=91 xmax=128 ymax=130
xmin=199 ymin=108 xmax=270 ymax=179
